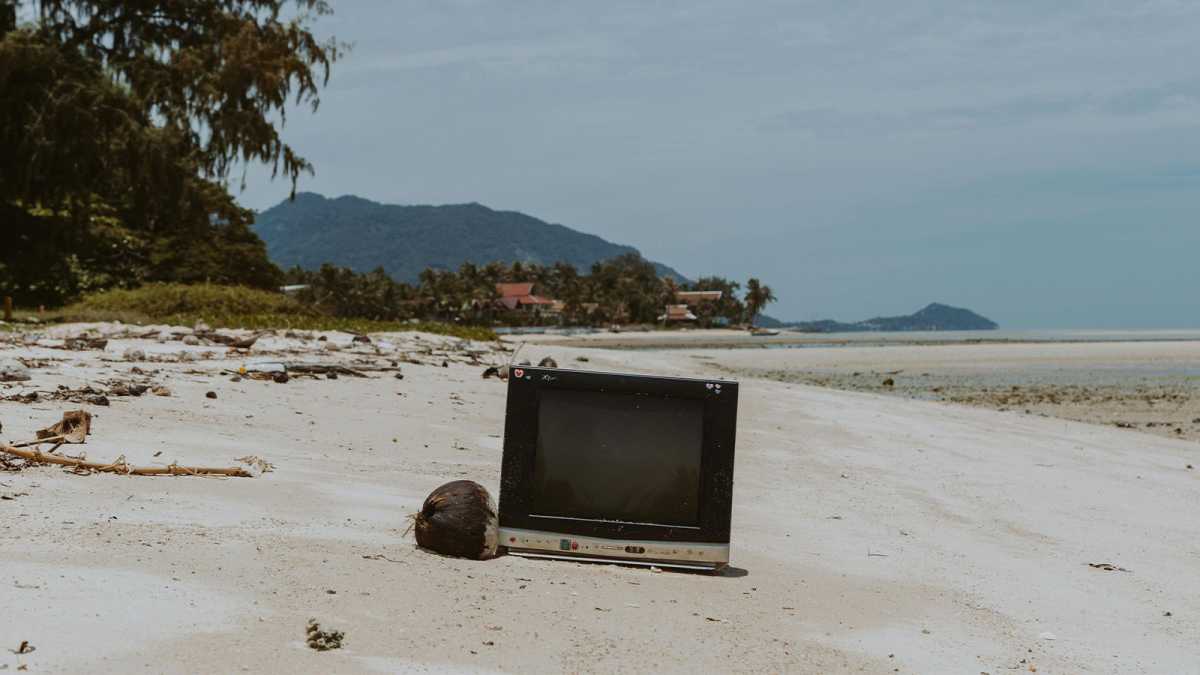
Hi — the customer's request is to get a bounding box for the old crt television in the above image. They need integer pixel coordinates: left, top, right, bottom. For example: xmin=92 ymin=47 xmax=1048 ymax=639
xmin=498 ymin=367 xmax=738 ymax=571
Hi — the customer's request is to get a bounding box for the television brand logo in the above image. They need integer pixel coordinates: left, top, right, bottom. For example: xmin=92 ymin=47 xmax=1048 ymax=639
xmin=513 ymin=368 xmax=524 ymax=378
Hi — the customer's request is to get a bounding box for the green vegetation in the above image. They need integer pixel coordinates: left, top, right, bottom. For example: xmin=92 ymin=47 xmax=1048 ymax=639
xmin=744 ymin=278 xmax=777 ymax=327
xmin=285 ymin=254 xmax=758 ymax=328
xmin=0 ymin=1 xmax=342 ymax=305
xmin=46 ymin=284 xmax=497 ymax=341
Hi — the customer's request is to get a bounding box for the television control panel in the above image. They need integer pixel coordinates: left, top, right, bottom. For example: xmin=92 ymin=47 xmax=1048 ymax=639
xmin=499 ymin=526 xmax=729 ymax=570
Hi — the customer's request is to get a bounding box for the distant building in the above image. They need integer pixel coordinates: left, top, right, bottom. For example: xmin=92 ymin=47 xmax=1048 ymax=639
xmin=495 ymin=282 xmax=557 ymax=312
xmin=674 ymin=290 xmax=723 ymax=304
xmin=658 ymin=304 xmax=698 ymax=322
xmin=664 ymin=289 xmax=721 ymax=324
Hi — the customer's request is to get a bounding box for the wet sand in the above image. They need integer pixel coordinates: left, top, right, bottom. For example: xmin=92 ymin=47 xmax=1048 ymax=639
xmin=693 ymin=339 xmax=1200 ymax=444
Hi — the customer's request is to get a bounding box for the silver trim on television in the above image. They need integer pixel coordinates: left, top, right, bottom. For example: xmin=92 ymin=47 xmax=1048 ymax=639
xmin=499 ymin=526 xmax=729 ymax=571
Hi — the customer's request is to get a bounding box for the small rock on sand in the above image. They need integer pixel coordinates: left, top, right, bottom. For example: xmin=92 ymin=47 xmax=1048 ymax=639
xmin=0 ymin=361 xmax=31 ymax=382
xmin=206 ymin=391 xmax=218 ymax=399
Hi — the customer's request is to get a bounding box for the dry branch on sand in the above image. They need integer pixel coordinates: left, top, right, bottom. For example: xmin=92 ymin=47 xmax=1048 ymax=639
xmin=0 ymin=444 xmax=254 ymax=477
xmin=0 ymin=411 xmax=258 ymax=477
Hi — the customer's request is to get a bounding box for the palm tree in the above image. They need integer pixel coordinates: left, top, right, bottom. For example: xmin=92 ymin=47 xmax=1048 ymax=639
xmin=743 ymin=278 xmax=777 ymax=327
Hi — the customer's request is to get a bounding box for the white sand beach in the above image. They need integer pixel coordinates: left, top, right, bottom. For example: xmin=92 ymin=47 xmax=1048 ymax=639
xmin=2 ymin=326 xmax=1198 ymax=673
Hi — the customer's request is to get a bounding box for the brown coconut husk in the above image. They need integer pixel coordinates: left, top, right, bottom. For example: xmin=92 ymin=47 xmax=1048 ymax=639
xmin=410 ymin=480 xmax=498 ymax=560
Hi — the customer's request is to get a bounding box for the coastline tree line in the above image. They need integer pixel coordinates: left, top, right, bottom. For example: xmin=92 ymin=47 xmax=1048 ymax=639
xmin=285 ymin=255 xmax=775 ymax=328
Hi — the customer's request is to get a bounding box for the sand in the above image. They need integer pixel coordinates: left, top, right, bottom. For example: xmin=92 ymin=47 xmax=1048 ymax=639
xmin=2 ymin=325 xmax=1199 ymax=673
xmin=701 ymin=339 xmax=1200 ymax=444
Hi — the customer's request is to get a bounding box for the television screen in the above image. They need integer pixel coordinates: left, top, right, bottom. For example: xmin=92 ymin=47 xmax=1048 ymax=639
xmin=531 ymin=388 xmax=705 ymax=526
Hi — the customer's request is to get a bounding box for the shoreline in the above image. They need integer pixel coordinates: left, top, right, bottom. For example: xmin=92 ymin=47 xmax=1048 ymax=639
xmin=512 ymin=327 xmax=1200 ymax=351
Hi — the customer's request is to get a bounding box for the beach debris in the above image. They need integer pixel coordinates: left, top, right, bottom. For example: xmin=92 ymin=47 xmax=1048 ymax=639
xmin=151 ymin=386 xmax=172 ymax=397
xmin=1087 ymin=562 xmax=1131 ymax=572
xmin=409 ymin=480 xmax=499 ymax=560
xmin=206 ymin=391 xmax=218 ymax=399
xmin=0 ymin=441 xmax=254 ymax=477
xmin=575 ymin=356 xmax=589 ymax=362
xmin=181 ymin=334 xmax=201 ymax=346
xmin=1038 ymin=631 xmax=1057 ymax=640
xmin=241 ymin=361 xmax=286 ymax=380
xmin=352 ymin=334 xmax=371 ymax=344
xmin=235 ymin=455 xmax=275 ymax=476
xmin=538 ymin=356 xmax=558 ymax=368
xmin=881 ymin=377 xmax=895 ymax=387
xmin=107 ymin=381 xmax=150 ymax=397
xmin=202 ymin=331 xmax=260 ymax=350
xmin=36 ymin=410 xmax=92 ymax=444
xmin=362 ymin=553 xmax=405 ymax=563
xmin=481 ymin=366 xmax=505 ymax=380
xmin=285 ymin=363 xmax=370 ymax=378
xmin=273 ymin=372 xmax=289 ymax=384
xmin=123 ymin=348 xmax=146 ymax=361
xmin=63 ymin=336 xmax=108 ymax=350
xmin=42 ymin=385 xmax=110 ymax=406
xmin=0 ymin=362 xmax=31 ymax=382
xmin=305 ymin=619 xmax=345 ymax=651
xmin=9 ymin=641 xmax=34 ymax=655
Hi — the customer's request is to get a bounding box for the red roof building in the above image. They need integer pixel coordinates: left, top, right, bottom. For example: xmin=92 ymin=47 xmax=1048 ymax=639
xmin=496 ymin=282 xmax=557 ymax=311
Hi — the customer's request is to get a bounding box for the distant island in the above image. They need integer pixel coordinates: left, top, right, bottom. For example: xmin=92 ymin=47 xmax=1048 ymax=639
xmin=254 ymin=192 xmax=689 ymax=283
xmin=764 ymin=303 xmax=998 ymax=332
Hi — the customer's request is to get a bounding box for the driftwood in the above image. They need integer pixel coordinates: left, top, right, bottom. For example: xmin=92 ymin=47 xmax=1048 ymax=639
xmin=285 ymin=363 xmax=370 ymax=377
xmin=200 ymin=331 xmax=261 ymax=349
xmin=0 ymin=444 xmax=253 ymax=477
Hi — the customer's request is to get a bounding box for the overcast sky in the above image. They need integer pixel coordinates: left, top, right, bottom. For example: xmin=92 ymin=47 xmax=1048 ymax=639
xmin=240 ymin=0 xmax=1200 ymax=328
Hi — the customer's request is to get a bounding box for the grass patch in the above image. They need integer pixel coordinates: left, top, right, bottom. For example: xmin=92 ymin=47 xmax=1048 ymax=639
xmin=45 ymin=283 xmax=497 ymax=341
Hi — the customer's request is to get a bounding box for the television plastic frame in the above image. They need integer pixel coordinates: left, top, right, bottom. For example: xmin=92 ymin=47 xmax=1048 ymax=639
xmin=497 ymin=366 xmax=738 ymax=571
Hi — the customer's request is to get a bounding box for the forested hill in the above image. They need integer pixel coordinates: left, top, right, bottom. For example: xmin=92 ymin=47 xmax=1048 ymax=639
xmin=787 ymin=303 xmax=998 ymax=332
xmin=253 ymin=193 xmax=687 ymax=282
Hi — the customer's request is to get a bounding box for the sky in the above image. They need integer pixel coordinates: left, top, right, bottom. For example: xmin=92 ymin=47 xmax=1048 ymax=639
xmin=239 ymin=0 xmax=1200 ymax=328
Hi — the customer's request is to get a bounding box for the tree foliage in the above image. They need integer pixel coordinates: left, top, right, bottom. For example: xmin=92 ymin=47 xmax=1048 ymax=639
xmin=744 ymin=277 xmax=777 ymax=326
xmin=0 ymin=1 xmax=341 ymax=305
xmin=284 ymin=254 xmax=760 ymax=328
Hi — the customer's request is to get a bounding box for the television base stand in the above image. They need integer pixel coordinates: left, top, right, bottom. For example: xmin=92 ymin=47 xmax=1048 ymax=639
xmin=506 ymin=549 xmax=725 ymax=573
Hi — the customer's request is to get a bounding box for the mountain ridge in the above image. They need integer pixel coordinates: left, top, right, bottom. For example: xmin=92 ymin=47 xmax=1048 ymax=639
xmin=765 ymin=303 xmax=997 ymax=332
xmin=253 ymin=192 xmax=689 ymax=283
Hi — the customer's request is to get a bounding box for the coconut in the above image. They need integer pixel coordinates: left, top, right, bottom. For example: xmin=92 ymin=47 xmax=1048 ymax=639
xmin=411 ymin=480 xmax=498 ymax=560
